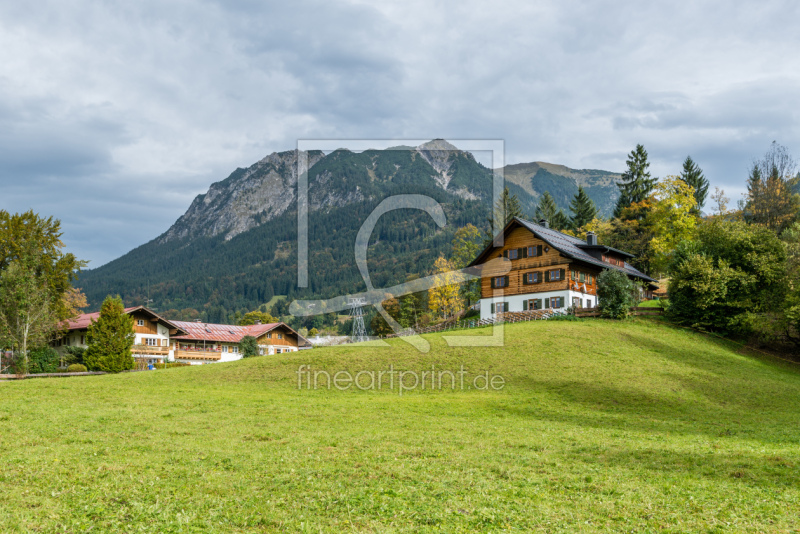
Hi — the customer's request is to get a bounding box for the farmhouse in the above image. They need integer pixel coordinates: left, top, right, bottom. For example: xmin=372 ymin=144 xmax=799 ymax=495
xmin=469 ymin=217 xmax=657 ymax=320
xmin=54 ymin=306 xmax=307 ymax=365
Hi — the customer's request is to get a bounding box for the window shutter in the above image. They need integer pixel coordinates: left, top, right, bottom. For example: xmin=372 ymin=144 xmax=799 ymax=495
xmin=560 ymin=268 xmax=565 ymax=281
xmin=504 ymin=275 xmax=509 ymax=288
xmin=523 ymin=300 xmax=528 ymax=311
xmin=522 ymin=273 xmax=528 ymax=285
xmin=491 ymin=303 xmax=495 ymax=313
xmin=503 ymin=250 xmax=508 ymax=258
xmin=580 ymin=272 xmax=585 ymax=283
xmin=504 ymin=302 xmax=509 ymax=312
xmin=537 ymin=245 xmax=543 ymax=256
xmin=490 ymin=277 xmax=495 ymax=289
xmin=522 ymin=247 xmax=528 ymax=258
xmin=545 ymin=270 xmax=550 ymax=282
xmin=544 ymin=298 xmax=550 ymax=309
xmin=517 ymin=247 xmax=524 ymax=259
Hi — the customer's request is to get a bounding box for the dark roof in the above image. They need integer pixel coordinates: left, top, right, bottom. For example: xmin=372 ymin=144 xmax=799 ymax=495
xmin=575 ymin=243 xmax=635 ymax=258
xmin=469 ymin=217 xmax=656 ymax=283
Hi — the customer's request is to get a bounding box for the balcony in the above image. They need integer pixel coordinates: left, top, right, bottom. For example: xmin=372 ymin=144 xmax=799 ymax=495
xmin=131 ymin=345 xmax=169 ymax=356
xmin=174 ymin=349 xmax=222 ymax=361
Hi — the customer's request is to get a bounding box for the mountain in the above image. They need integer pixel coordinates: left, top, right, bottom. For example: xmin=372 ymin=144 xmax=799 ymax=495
xmin=77 ymin=140 xmax=621 ymax=323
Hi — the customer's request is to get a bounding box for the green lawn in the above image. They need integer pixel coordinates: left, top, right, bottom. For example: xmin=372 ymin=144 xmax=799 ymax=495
xmin=2 ymin=319 xmax=799 ymax=532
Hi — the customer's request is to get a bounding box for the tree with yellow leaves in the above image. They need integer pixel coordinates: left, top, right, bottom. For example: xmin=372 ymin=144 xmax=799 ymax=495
xmin=647 ymin=176 xmax=698 ymax=274
xmin=428 ymin=256 xmax=462 ymax=320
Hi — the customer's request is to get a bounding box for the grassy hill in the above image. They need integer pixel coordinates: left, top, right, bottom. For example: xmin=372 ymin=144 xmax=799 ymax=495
xmin=2 ymin=319 xmax=799 ymax=532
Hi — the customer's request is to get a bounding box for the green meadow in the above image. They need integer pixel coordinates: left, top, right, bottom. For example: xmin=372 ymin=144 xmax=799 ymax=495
xmin=1 ymin=319 xmax=799 ymax=532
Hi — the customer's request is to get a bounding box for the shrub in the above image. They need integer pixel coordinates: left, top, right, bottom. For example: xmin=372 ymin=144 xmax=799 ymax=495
xmin=84 ymin=296 xmax=135 ymax=372
xmin=28 ymin=347 xmax=60 ymax=374
xmin=597 ymin=269 xmax=636 ymax=319
xmin=239 ymin=335 xmax=259 ymax=357
xmin=66 ymin=363 xmax=88 ymax=373
xmin=667 ymin=219 xmax=788 ymax=334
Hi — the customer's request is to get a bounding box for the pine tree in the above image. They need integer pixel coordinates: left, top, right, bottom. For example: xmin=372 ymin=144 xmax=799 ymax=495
xmin=680 ymin=156 xmax=709 ymax=214
xmin=569 ymin=186 xmax=598 ymax=229
xmin=485 ymin=187 xmax=523 ymax=243
xmin=614 ymin=144 xmax=656 ymax=219
xmin=535 ymin=191 xmax=570 ymax=230
xmin=84 ymin=296 xmax=135 ymax=373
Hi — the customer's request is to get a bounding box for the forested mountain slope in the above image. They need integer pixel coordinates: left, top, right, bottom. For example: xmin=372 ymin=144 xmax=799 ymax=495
xmin=78 ymin=141 xmax=620 ymax=322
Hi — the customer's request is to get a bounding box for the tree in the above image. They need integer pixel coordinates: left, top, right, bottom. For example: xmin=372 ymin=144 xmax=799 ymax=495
xmin=0 ymin=259 xmax=61 ymax=374
xmin=614 ymin=144 xmax=656 ymax=219
xmin=239 ymin=335 xmax=259 ymax=357
xmin=710 ymin=187 xmax=730 ymax=216
xmin=370 ymin=298 xmax=401 ymax=335
xmin=569 ymin=186 xmax=598 ymax=230
xmin=308 ymin=327 xmax=319 ymax=337
xmin=647 ymin=176 xmax=698 ymax=273
xmin=535 ymin=191 xmax=570 ymax=230
xmin=667 ymin=219 xmax=788 ymax=334
xmin=486 ymin=187 xmax=523 ymax=242
xmin=0 ymin=210 xmax=87 ymax=321
xmin=428 ymin=256 xmax=462 ymax=320
xmin=745 ymin=144 xmax=800 ymax=233
xmin=680 ymin=156 xmax=709 ymax=214
xmin=451 ymin=224 xmax=482 ymax=306
xmin=239 ymin=310 xmax=278 ymax=326
xmin=84 ymin=296 xmax=135 ymax=373
xmin=596 ymin=269 xmax=636 ymax=319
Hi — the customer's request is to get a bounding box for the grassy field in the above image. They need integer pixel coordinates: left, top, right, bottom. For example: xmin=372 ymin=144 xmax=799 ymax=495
xmin=2 ymin=319 xmax=800 ymax=532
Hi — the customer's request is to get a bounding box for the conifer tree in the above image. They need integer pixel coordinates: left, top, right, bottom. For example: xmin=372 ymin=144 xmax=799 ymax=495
xmin=84 ymin=296 xmax=135 ymax=373
xmin=485 ymin=187 xmax=523 ymax=243
xmin=535 ymin=191 xmax=569 ymax=230
xmin=614 ymin=144 xmax=656 ymax=219
xmin=680 ymin=156 xmax=709 ymax=214
xmin=569 ymin=186 xmax=598 ymax=229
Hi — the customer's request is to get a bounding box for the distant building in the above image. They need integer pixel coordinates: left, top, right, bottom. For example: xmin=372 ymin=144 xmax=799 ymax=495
xmin=53 ymin=306 xmax=308 ymax=365
xmin=469 ymin=217 xmax=657 ymax=319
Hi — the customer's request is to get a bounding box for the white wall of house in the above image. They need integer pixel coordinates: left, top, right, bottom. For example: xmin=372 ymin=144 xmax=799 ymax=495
xmin=480 ymin=290 xmax=597 ymax=320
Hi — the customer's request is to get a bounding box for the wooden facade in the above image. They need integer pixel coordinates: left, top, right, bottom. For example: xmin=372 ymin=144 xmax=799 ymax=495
xmin=479 ymin=227 xmax=604 ymax=300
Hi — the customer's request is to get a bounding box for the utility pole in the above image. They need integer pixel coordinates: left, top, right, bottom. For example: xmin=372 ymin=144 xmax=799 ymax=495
xmin=348 ymin=297 xmax=368 ymax=343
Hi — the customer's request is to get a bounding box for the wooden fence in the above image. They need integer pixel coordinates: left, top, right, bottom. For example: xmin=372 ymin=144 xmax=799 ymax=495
xmin=575 ymin=306 xmax=664 ymax=318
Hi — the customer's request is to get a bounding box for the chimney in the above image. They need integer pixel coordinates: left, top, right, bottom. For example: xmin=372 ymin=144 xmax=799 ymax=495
xmin=255 ymin=320 xmax=262 ymax=325
xmin=586 ymin=232 xmax=597 ymax=246
xmin=539 ymin=219 xmax=549 ymax=228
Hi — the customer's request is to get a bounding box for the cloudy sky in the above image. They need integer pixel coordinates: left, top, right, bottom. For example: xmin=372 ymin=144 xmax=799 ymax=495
xmin=2 ymin=0 xmax=799 ymax=267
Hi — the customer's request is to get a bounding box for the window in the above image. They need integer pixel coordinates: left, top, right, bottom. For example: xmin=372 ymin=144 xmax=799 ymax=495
xmin=145 ymin=338 xmax=158 ymax=346
xmin=587 ymin=274 xmax=593 ymax=285
xmin=548 ymin=269 xmax=563 ymax=281
xmin=64 ymin=337 xmax=70 ymax=347
xmin=492 ymin=276 xmax=509 ymax=288
xmin=571 ymin=270 xmax=577 ymax=280
xmin=523 ymin=272 xmax=540 ymax=285
xmin=267 ymin=333 xmax=272 ymax=339
xmin=278 ymin=333 xmax=283 ymax=339
xmin=579 ymin=272 xmax=585 ymax=283
xmin=80 ymin=336 xmax=85 ymax=345
xmin=489 ymin=302 xmax=509 ymax=314
xmin=232 ymin=346 xmax=239 ymax=353
xmin=527 ymin=245 xmax=542 ymax=257
xmin=137 ymin=319 xmax=144 ymax=327
xmin=507 ymin=249 xmax=518 ymax=260
xmin=222 ymin=346 xmax=228 ymax=353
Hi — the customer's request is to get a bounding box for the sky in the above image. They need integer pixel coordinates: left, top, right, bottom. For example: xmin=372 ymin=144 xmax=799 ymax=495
xmin=1 ymin=0 xmax=799 ymax=267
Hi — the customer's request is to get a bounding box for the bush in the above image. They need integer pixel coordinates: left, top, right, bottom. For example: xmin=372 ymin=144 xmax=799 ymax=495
xmin=64 ymin=346 xmax=86 ymax=366
xmin=239 ymin=335 xmax=259 ymax=357
xmin=597 ymin=269 xmax=636 ymax=319
xmin=28 ymin=347 xmax=60 ymax=374
xmin=667 ymin=219 xmax=788 ymax=334
xmin=66 ymin=363 xmax=88 ymax=373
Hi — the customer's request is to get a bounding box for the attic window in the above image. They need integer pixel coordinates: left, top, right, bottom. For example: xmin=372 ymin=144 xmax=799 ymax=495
xmin=137 ymin=320 xmax=144 ymax=327
xmin=229 ymin=331 xmax=235 ymax=335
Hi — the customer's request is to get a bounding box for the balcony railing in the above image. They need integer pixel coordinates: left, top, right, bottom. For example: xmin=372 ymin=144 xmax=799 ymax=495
xmin=131 ymin=344 xmax=169 ymax=355
xmin=174 ymin=350 xmax=222 ymax=361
